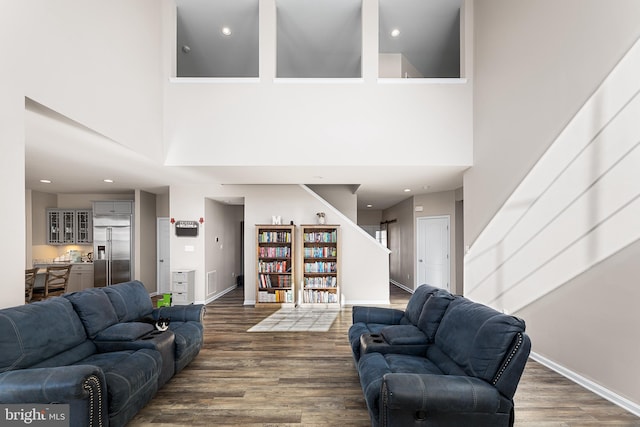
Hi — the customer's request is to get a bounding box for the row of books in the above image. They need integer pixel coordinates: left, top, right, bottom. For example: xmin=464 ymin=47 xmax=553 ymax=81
xmin=258 ymin=231 xmax=292 ymax=243
xmin=258 ymin=289 xmax=294 ymax=303
xmin=303 ymin=231 xmax=337 ymax=243
xmin=302 ymin=289 xmax=339 ymax=304
xmin=304 ymin=276 xmax=337 ymax=288
xmin=258 ymin=246 xmax=291 ymax=258
xmin=258 ymin=260 xmax=290 ymax=273
xmin=304 ymin=261 xmax=337 ymax=273
xmin=303 ymin=246 xmax=337 ymax=258
xmin=258 ymin=273 xmax=292 ymax=288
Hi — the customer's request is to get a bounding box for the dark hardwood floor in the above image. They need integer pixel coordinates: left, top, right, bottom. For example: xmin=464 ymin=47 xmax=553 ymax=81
xmin=130 ymin=285 xmax=639 ymax=426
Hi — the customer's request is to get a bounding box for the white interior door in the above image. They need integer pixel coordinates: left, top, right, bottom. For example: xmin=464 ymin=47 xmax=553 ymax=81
xmin=417 ymin=216 xmax=450 ymax=290
xmin=157 ymin=217 xmax=171 ymax=294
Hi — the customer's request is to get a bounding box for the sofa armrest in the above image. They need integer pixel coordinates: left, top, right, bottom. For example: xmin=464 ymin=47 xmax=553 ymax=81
xmin=153 ymin=304 xmax=205 ymax=323
xmin=0 ymin=365 xmax=105 ymax=403
xmin=352 ymin=306 xmax=405 ymax=325
xmin=381 ymin=373 xmax=501 ymax=414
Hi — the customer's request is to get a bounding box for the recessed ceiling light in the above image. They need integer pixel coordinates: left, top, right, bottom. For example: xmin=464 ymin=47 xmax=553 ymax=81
xmin=391 ymin=28 xmax=400 ymax=38
xmin=103 ymin=179 xmax=114 ymax=183
xmin=366 ymin=204 xmax=373 ymax=208
xmin=403 ymin=188 xmax=411 ymax=192
xmin=40 ymin=179 xmax=51 ymax=184
xmin=221 ymin=27 xmax=232 ymax=36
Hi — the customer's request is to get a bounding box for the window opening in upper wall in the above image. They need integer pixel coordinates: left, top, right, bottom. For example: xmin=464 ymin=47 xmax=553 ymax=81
xmin=276 ymin=0 xmax=362 ymax=78
xmin=379 ymin=0 xmax=461 ymax=78
xmin=176 ymin=0 xmax=259 ymax=78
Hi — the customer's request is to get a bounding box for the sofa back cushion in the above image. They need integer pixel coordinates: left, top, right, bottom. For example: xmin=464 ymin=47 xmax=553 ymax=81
xmin=0 ymin=298 xmax=88 ymax=372
xmin=103 ymin=280 xmax=153 ymax=322
xmin=416 ymin=290 xmax=455 ymax=342
xmin=401 ymin=284 xmax=439 ymax=326
xmin=433 ymin=297 xmax=526 ymax=386
xmin=65 ymin=288 xmax=119 ymax=338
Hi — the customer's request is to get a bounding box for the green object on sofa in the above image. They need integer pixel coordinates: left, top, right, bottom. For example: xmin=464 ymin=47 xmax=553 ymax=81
xmin=157 ymin=293 xmax=172 ymax=308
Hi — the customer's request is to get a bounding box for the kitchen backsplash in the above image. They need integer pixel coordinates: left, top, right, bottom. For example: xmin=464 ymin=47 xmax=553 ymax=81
xmin=32 ymin=244 xmax=93 ymax=265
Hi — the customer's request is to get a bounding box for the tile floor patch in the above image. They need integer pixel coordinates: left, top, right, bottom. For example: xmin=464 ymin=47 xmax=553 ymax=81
xmin=247 ymin=307 xmax=339 ymax=332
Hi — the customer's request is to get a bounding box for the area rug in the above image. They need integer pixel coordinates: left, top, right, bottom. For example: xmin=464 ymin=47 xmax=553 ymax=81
xmin=247 ymin=306 xmax=340 ymax=332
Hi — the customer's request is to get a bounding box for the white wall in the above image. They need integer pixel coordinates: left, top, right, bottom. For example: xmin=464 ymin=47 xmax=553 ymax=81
xmin=466 ymin=0 xmax=640 ymax=413
xmin=163 ymin=0 xmax=473 ymax=169
xmin=23 ymin=0 xmax=164 ymax=162
xmin=307 ymin=185 xmax=358 ymax=222
xmin=1 ymin=1 xmax=26 ymax=308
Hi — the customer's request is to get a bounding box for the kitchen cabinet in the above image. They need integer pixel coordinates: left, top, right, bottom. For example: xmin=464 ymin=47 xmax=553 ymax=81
xmin=67 ymin=264 xmax=95 ymax=293
xmin=93 ymin=201 xmax=133 ymax=215
xmin=47 ymin=209 xmax=92 ymax=245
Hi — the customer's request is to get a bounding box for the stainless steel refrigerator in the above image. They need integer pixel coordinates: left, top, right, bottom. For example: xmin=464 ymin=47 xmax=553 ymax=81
xmin=93 ymin=214 xmax=132 ymax=287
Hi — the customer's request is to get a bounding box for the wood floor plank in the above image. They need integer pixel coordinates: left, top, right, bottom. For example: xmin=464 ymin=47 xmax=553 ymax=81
xmin=129 ymin=285 xmax=640 ymax=426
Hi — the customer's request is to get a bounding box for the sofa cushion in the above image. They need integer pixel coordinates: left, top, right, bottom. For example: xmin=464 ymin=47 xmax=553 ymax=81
xmin=0 ymin=298 xmax=87 ymax=372
xmin=434 ymin=297 xmax=526 ymax=383
xmin=65 ymin=288 xmax=119 ymax=338
xmin=380 ymin=325 xmax=427 ymax=345
xmin=103 ymin=281 xmax=154 ymax=322
xmin=416 ymin=290 xmax=455 ymax=342
xmin=401 ymin=284 xmax=439 ymax=325
xmin=94 ymin=322 xmax=155 ymax=342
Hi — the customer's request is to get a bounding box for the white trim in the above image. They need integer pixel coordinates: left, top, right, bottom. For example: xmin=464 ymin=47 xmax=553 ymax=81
xmin=274 ymin=78 xmax=364 ymax=84
xmin=378 ymin=78 xmax=468 ymax=84
xmin=198 ymin=285 xmax=237 ymax=305
xmin=530 ymin=352 xmax=640 ymax=418
xmin=169 ymin=77 xmax=260 ymax=84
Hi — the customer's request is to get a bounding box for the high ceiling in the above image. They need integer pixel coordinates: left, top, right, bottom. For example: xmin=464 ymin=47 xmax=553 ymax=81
xmin=25 ymin=0 xmax=465 ymax=211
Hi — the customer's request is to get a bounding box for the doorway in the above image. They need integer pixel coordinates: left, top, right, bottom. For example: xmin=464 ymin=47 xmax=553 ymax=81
xmin=157 ymin=217 xmax=171 ymax=294
xmin=416 ymin=216 xmax=450 ymax=290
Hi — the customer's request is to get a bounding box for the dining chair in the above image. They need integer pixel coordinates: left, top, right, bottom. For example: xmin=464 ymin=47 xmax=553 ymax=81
xmin=32 ymin=265 xmax=72 ymax=300
xmin=25 ymin=267 xmax=38 ymax=303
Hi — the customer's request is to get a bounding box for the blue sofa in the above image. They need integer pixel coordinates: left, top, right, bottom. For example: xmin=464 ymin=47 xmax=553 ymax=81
xmin=350 ymin=286 xmax=531 ymax=427
xmin=0 ymin=280 xmax=205 ymax=427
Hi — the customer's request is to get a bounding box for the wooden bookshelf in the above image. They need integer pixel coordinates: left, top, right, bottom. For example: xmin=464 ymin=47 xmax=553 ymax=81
xmin=300 ymin=224 xmax=340 ymax=306
xmin=256 ymin=224 xmax=295 ymax=306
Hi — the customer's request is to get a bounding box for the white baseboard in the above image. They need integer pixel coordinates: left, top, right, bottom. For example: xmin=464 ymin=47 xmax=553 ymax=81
xmin=198 ymin=285 xmax=237 ymax=305
xmin=530 ymin=352 xmax=640 ymax=417
xmin=389 ymin=280 xmax=413 ymax=293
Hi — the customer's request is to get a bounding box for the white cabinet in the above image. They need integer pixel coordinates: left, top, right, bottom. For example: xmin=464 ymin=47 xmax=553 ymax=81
xmin=47 ymin=209 xmax=93 ymax=245
xmin=171 ymin=270 xmax=195 ymax=305
xmin=67 ymin=264 xmax=95 ymax=293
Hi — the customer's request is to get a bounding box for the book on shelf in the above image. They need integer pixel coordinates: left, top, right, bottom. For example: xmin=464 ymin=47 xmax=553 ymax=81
xmin=258 ymin=273 xmax=292 ymax=289
xmin=303 ymin=261 xmax=337 ymax=273
xmin=258 ymin=289 xmax=294 ymax=303
xmin=303 ymin=230 xmax=337 ymax=243
xmin=303 ymin=246 xmax=337 ymax=258
xmin=304 ymin=276 xmax=337 ymax=288
xmin=302 ymin=289 xmax=338 ymax=304
xmin=258 ymin=231 xmax=292 ymax=243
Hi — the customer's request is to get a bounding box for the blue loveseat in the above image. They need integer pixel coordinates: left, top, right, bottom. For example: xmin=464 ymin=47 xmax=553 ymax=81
xmin=0 ymin=280 xmax=205 ymax=427
xmin=350 ymin=285 xmax=531 ymax=427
